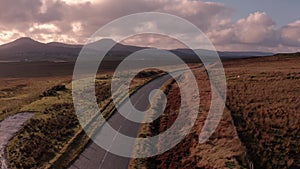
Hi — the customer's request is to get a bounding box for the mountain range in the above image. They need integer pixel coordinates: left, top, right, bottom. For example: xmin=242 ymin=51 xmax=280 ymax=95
xmin=0 ymin=37 xmax=273 ymax=62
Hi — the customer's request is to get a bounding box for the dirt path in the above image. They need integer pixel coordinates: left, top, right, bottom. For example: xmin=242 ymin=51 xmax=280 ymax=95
xmin=0 ymin=112 xmax=34 ymax=169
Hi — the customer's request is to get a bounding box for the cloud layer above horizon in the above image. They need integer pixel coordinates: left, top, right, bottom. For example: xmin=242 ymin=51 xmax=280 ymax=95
xmin=0 ymin=0 xmax=299 ymax=52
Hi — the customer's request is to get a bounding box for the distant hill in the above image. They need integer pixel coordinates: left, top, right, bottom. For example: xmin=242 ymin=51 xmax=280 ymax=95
xmin=218 ymin=51 xmax=274 ymax=59
xmin=0 ymin=37 xmax=273 ymax=62
xmin=171 ymin=48 xmax=273 ymax=60
xmin=0 ymin=37 xmax=81 ymax=62
xmin=0 ymin=37 xmax=146 ymax=62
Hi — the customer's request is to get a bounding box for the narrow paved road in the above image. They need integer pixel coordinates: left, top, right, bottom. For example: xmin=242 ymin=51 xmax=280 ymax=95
xmin=69 ymin=74 xmax=173 ymax=169
xmin=0 ymin=112 xmax=34 ymax=169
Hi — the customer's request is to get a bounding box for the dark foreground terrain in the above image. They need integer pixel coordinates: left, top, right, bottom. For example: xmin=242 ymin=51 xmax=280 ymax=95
xmin=225 ymin=54 xmax=300 ymax=168
xmin=130 ymin=53 xmax=300 ymax=169
xmin=0 ymin=53 xmax=299 ymax=169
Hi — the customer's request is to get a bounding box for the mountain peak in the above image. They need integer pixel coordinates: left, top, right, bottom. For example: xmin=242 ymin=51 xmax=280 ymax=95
xmin=16 ymin=37 xmax=34 ymax=41
xmin=98 ymin=38 xmax=116 ymax=43
xmin=86 ymin=38 xmax=119 ymax=51
xmin=13 ymin=37 xmax=41 ymax=44
xmin=89 ymin=38 xmax=117 ymax=46
xmin=0 ymin=37 xmax=45 ymax=51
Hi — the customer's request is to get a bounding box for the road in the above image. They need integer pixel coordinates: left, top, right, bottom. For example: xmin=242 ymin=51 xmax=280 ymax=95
xmin=0 ymin=112 xmax=34 ymax=169
xmin=69 ymin=74 xmax=173 ymax=169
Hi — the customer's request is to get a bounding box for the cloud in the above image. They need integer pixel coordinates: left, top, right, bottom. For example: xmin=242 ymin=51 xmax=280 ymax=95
xmin=160 ymin=0 xmax=232 ymax=32
xmin=207 ymin=11 xmax=300 ymax=52
xmin=0 ymin=29 xmax=26 ymax=44
xmin=208 ymin=12 xmax=277 ymax=45
xmin=0 ymin=0 xmax=42 ymax=23
xmin=280 ymin=20 xmax=300 ymax=47
xmin=37 ymin=0 xmax=66 ymax=23
xmin=122 ymin=34 xmax=187 ymax=49
xmin=234 ymin=12 xmax=277 ymax=44
xmin=0 ymin=0 xmax=299 ymax=52
xmin=0 ymin=0 xmax=232 ymax=47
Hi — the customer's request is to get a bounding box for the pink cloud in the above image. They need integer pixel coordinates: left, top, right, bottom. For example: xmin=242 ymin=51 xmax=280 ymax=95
xmin=280 ymin=20 xmax=300 ymax=47
xmin=234 ymin=12 xmax=276 ymax=44
xmin=0 ymin=0 xmax=299 ymax=52
xmin=207 ymin=11 xmax=300 ymax=52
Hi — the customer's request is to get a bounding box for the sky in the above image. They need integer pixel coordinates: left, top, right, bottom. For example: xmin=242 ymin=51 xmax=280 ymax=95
xmin=0 ymin=0 xmax=299 ymax=52
xmin=207 ymin=0 xmax=300 ymax=27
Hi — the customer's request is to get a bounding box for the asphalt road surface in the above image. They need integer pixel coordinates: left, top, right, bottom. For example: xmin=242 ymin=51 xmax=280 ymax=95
xmin=69 ymin=74 xmax=173 ymax=169
xmin=0 ymin=113 xmax=34 ymax=169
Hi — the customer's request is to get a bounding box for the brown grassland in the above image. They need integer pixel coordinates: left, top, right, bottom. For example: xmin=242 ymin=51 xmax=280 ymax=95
xmin=0 ymin=76 xmax=71 ymax=122
xmin=1 ymin=54 xmax=299 ymax=169
xmin=225 ymin=54 xmax=300 ymax=168
xmin=130 ymin=53 xmax=300 ymax=169
xmin=0 ymin=61 xmax=74 ymax=121
xmin=130 ymin=65 xmax=249 ymax=169
xmin=2 ymin=66 xmax=165 ymax=168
